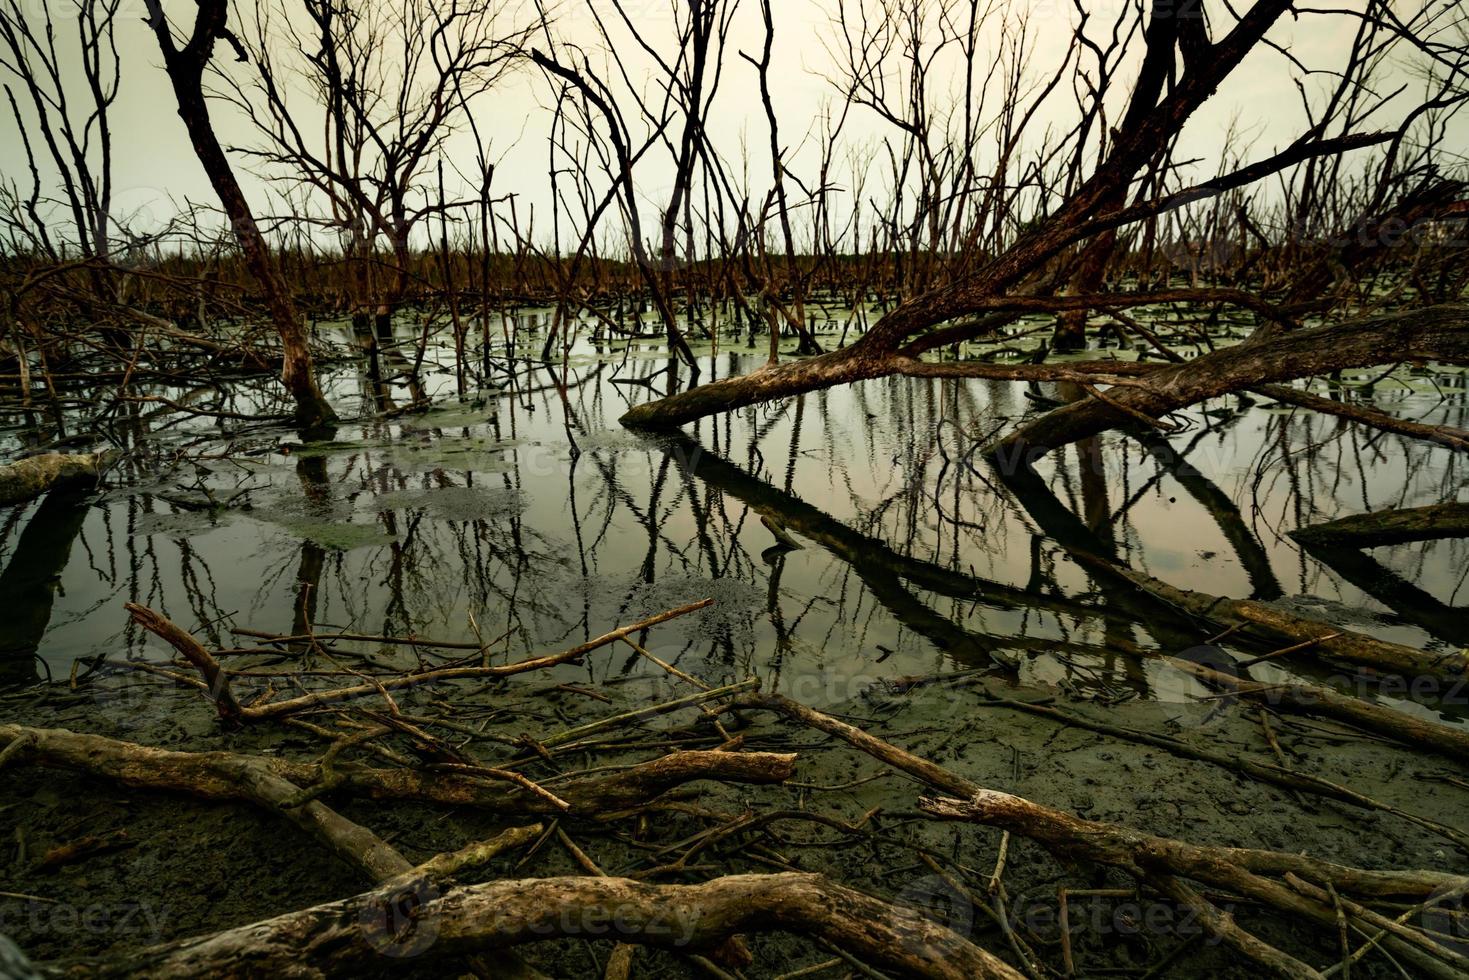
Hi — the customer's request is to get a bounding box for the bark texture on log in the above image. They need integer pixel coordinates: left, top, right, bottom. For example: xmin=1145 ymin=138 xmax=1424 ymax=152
xmin=1088 ymin=556 xmax=1469 ymax=682
xmin=0 ymin=452 xmax=103 ymax=508
xmin=1289 ymin=502 xmax=1469 ymax=548
xmin=59 ymin=872 xmax=1024 ymax=980
xmin=919 ymin=792 xmax=1464 ymax=979
xmin=1163 ymin=656 xmax=1469 ymax=764
xmin=0 ymin=725 xmax=797 ymax=815
xmin=990 ymin=304 xmax=1469 ymax=460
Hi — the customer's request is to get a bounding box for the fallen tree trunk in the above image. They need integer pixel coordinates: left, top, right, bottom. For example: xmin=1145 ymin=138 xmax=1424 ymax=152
xmin=0 ymin=452 xmax=104 ymax=508
xmin=737 ymin=692 xmax=1469 ymax=979
xmin=968 ymin=689 xmax=1469 ymax=852
xmin=0 ymin=725 xmax=797 ymax=815
xmin=735 ymin=693 xmax=1459 ymax=892
xmin=55 ymin=872 xmax=1024 ymax=980
xmin=1289 ymin=501 xmax=1469 ymax=549
xmin=1088 ymin=556 xmax=1469 ymax=684
xmin=991 ymin=460 xmax=1466 ymax=685
xmin=988 ymin=304 xmax=1469 ymax=461
xmin=920 ymin=792 xmax=1468 ymax=980
xmin=1293 ymin=539 xmax=1469 ymax=646
xmin=1254 ymin=385 xmax=1469 ymax=453
xmin=1161 ymin=657 xmax=1469 ymax=765
xmin=0 ymin=726 xmax=546 ymax=979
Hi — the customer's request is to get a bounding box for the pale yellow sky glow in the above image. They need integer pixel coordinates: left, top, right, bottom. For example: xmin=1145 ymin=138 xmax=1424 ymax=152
xmin=2 ymin=0 xmax=1459 ymax=250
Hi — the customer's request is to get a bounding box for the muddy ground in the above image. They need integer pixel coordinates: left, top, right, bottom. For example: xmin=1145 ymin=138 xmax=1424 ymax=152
xmin=2 ymin=661 xmax=1463 ymax=978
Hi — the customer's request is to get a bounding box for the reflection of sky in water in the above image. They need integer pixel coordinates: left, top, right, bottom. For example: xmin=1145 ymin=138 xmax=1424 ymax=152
xmin=3 ymin=312 xmax=1466 ymax=710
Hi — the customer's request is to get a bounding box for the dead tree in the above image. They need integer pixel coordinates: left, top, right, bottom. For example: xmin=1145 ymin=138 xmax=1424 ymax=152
xmin=0 ymin=0 xmax=118 ymax=274
xmin=141 ymin=0 xmax=335 ymax=428
xmin=530 ymin=47 xmax=700 ymax=371
xmin=229 ymin=0 xmax=530 ymax=341
xmin=621 ymin=0 xmax=1467 ymax=435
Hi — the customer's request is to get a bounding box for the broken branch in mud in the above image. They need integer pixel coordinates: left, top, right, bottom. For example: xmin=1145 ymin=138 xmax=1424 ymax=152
xmin=124 ymin=599 xmax=714 ymax=722
xmin=0 ymin=725 xmax=798 ymax=816
xmin=736 ymin=691 xmax=1469 ymax=979
xmin=1069 ymin=550 xmax=1469 ymax=684
xmin=60 ymin=872 xmax=1023 ymax=980
xmin=1161 ymin=656 xmax=1469 ymax=765
xmin=964 ymin=690 xmax=1469 ymax=853
xmin=920 ymin=791 xmax=1467 ymax=980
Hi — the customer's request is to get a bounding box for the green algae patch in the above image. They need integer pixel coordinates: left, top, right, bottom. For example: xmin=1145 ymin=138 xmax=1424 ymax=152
xmin=374 ymin=485 xmax=525 ymax=522
xmin=253 ymin=513 xmax=397 ymax=550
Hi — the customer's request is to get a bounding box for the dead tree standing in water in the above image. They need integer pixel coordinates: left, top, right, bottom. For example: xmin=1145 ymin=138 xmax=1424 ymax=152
xmin=621 ymin=0 xmax=1469 ymax=439
xmin=141 ymin=0 xmax=335 ymax=428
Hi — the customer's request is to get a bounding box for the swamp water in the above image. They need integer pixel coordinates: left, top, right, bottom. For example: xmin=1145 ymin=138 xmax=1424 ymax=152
xmin=1 ymin=310 xmax=1467 ymax=976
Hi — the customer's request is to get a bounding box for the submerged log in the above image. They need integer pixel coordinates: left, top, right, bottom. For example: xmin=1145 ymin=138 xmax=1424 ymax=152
xmin=1289 ymin=502 xmax=1469 ymax=549
xmin=1162 ymin=656 xmax=1469 ymax=764
xmin=0 ymin=453 xmax=104 ymax=508
xmin=998 ymin=463 xmax=1465 ymax=684
xmin=1083 ymin=555 xmax=1469 ymax=684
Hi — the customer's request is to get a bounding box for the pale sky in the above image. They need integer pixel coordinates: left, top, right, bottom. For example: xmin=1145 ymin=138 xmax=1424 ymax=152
xmin=2 ymin=0 xmax=1458 ymax=252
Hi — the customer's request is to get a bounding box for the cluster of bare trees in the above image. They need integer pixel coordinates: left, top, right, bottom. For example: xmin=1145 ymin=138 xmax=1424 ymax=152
xmin=0 ymin=0 xmax=1466 ymax=436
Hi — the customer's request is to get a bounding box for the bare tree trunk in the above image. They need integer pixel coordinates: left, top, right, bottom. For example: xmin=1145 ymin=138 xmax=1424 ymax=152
xmin=620 ymin=0 xmax=1324 ymax=430
xmin=142 ymin=0 xmax=336 ymax=429
xmin=990 ymin=304 xmax=1469 ymax=462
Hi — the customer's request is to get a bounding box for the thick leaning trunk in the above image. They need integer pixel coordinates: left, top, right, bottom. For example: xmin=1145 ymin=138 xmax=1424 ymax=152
xmin=143 ymin=0 xmax=336 ymax=430
xmin=621 ymin=347 xmax=892 ymax=428
xmin=618 ymin=0 xmax=1300 ymax=431
xmin=171 ymin=78 xmax=334 ymax=428
xmin=1288 ymin=502 xmax=1469 ymax=548
xmin=989 ymin=304 xmax=1469 ymax=461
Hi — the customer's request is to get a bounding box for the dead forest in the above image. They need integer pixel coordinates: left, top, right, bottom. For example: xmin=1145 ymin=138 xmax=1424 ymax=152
xmin=2 ymin=0 xmax=1469 ymax=978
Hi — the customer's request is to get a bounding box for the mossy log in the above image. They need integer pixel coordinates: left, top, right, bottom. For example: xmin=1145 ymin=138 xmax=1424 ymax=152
xmin=0 ymin=453 xmax=104 ymax=508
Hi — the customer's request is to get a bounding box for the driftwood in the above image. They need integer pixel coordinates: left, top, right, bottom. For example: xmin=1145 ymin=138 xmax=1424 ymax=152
xmin=736 ymin=691 xmax=1469 ymax=980
xmin=0 ymin=723 xmax=793 ymax=978
xmin=1079 ymin=554 xmax=1469 ymax=683
xmin=125 ymin=599 xmax=714 ymax=723
xmin=989 ymin=450 xmax=1465 ymax=687
xmin=1289 ymin=501 xmax=1469 ymax=549
xmin=0 ymin=725 xmax=798 ymax=816
xmin=920 ymin=792 xmax=1468 ymax=980
xmin=0 ymin=724 xmax=547 ymax=979
xmin=58 ymin=872 xmax=1024 ymax=980
xmin=0 ymin=452 xmax=104 ymax=508
xmin=968 ymin=690 xmax=1469 ymax=852
xmin=1161 ymin=656 xmax=1469 ymax=765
